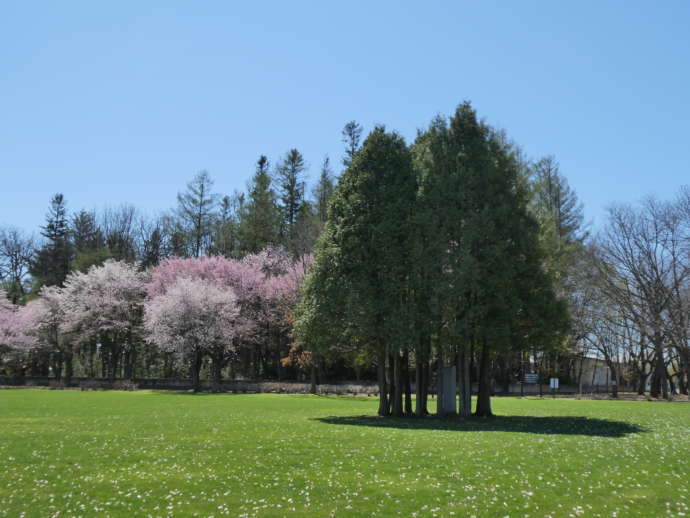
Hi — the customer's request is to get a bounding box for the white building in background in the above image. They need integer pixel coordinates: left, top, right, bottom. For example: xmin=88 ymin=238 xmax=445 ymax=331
xmin=577 ymin=355 xmax=615 ymax=387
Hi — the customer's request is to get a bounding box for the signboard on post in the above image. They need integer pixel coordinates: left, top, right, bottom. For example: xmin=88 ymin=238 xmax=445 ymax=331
xmin=523 ymin=373 xmax=538 ymax=384
xmin=549 ymin=378 xmax=559 ymax=389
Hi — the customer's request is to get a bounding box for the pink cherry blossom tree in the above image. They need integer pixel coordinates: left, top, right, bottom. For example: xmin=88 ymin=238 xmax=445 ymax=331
xmin=242 ymin=248 xmax=311 ymax=379
xmin=0 ymin=290 xmax=40 ymax=375
xmin=145 ymin=247 xmax=310 ymax=382
xmin=144 ymin=276 xmax=241 ymax=391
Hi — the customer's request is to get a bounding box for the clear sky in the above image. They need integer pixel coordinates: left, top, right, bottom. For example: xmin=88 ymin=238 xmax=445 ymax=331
xmin=2 ymin=1 xmax=689 ymax=234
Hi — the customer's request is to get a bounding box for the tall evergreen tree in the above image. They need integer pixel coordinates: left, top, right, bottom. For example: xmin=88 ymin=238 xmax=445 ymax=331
xmin=176 ymin=170 xmax=218 ymax=258
xmin=313 ymin=155 xmax=335 ymax=225
xmin=70 ymin=210 xmax=102 ymax=253
xmin=416 ymin=104 xmax=568 ymax=417
xmin=342 ymin=121 xmax=363 ymax=167
xmin=70 ymin=210 xmax=110 ymax=273
xmin=209 ymin=192 xmax=243 ymax=258
xmin=238 ymin=156 xmax=280 ymax=256
xmin=141 ymin=227 xmax=163 ymax=268
xmin=31 ymin=194 xmax=72 ymax=287
xmin=295 ymin=127 xmax=417 ymax=416
xmin=530 ymin=155 xmax=587 ymax=283
xmin=275 ymin=149 xmax=307 ymax=241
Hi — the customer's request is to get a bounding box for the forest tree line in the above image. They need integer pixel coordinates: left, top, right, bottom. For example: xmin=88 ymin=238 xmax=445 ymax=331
xmin=1 ymin=103 xmax=688 ymax=416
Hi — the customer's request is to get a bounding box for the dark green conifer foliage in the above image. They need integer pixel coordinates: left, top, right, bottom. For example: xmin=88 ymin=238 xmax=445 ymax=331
xmin=313 ymin=156 xmax=335 ymax=225
xmin=31 ymin=193 xmax=72 ymax=287
xmin=342 ymin=121 xmax=363 ymax=167
xmin=238 ymin=156 xmax=280 ymax=256
xmin=275 ymin=149 xmax=307 ymax=241
xmin=70 ymin=210 xmax=110 ymax=272
xmin=141 ymin=227 xmax=163 ymax=268
xmin=294 ymin=127 xmax=417 ymax=416
xmin=416 ymin=103 xmax=568 ymax=416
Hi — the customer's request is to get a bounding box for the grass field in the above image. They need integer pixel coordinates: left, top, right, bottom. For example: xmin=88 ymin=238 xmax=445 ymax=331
xmin=0 ymin=390 xmax=688 ymax=517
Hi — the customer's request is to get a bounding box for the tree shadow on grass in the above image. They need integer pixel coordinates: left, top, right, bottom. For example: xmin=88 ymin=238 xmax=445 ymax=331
xmin=315 ymin=415 xmax=644 ymax=438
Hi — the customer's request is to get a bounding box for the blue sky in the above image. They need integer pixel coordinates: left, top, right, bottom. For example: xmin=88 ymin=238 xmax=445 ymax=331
xmin=1 ymin=1 xmax=689 ymax=234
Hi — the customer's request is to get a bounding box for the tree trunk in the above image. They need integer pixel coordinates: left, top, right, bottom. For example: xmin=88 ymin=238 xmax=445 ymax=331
xmin=458 ymin=343 xmax=472 ymax=417
xmin=436 ymin=351 xmax=443 ymax=416
xmin=415 ymin=338 xmax=429 ymax=416
xmin=191 ymin=350 xmax=203 ymax=392
xmin=52 ymin=351 xmax=63 ymax=382
xmin=475 ymin=344 xmax=493 ymax=417
xmin=606 ymin=359 xmax=618 ymax=398
xmin=650 ymin=344 xmax=668 ymax=399
xmin=392 ymin=352 xmax=403 ymax=417
xmin=677 ymin=349 xmax=689 ymax=396
xmin=415 ymin=353 xmax=424 ymax=416
xmin=63 ymin=351 xmax=73 ymax=386
xmin=210 ymin=351 xmax=223 ymax=391
xmin=387 ymin=353 xmax=396 ymax=415
xmin=402 ymin=350 xmax=412 ymax=415
xmin=124 ymin=344 xmax=137 ymax=380
xmin=110 ymin=347 xmax=120 ymax=383
xmin=377 ymin=349 xmax=389 ymax=416
xmin=423 ymin=359 xmax=430 ymax=414
xmin=123 ymin=348 xmax=132 ymax=380
xmin=310 ymin=364 xmax=317 ymax=394
xmin=101 ymin=350 xmax=107 ymax=379
xmin=637 ymin=363 xmax=646 ymax=395
xmin=88 ymin=344 xmax=96 ymax=378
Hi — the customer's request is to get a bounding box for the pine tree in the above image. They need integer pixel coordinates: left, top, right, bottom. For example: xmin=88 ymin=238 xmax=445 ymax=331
xmin=313 ymin=155 xmax=335 ymax=225
xmin=238 ymin=156 xmax=280 ymax=256
xmin=275 ymin=149 xmax=307 ymax=241
xmin=71 ymin=210 xmax=102 ymax=253
xmin=531 ymin=156 xmax=585 ymax=245
xmin=142 ymin=227 xmax=163 ymax=268
xmin=70 ymin=210 xmax=110 ymax=272
xmin=31 ymin=193 xmax=72 ymax=287
xmin=342 ymin=121 xmax=363 ymax=167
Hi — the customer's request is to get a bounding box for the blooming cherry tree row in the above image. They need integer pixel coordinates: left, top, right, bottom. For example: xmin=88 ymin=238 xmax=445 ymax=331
xmin=2 ymin=247 xmax=309 ymax=387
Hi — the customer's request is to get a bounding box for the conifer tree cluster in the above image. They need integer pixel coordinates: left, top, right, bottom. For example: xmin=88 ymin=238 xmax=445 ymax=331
xmin=295 ymin=103 xmax=569 ymax=416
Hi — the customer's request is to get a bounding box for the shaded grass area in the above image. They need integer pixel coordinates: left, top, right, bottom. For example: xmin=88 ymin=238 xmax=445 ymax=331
xmin=316 ymin=414 xmax=644 ymax=437
xmin=0 ymin=391 xmax=688 ymax=517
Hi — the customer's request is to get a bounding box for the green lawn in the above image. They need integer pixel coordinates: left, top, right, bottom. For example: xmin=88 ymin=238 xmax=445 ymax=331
xmin=0 ymin=390 xmax=688 ymax=517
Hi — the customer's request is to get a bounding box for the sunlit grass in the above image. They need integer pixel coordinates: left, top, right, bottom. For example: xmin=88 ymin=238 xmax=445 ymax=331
xmin=0 ymin=390 xmax=688 ymax=517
